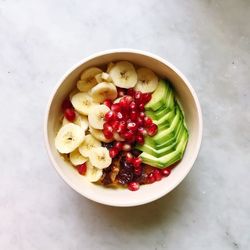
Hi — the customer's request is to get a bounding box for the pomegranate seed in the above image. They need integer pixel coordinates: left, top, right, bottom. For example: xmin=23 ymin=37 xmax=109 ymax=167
xmin=144 ymin=116 xmax=153 ymax=127
xmin=116 ymin=112 xmax=123 ymax=120
xmin=62 ymin=98 xmax=73 ymax=111
xmin=133 ymin=157 xmax=142 ymax=168
xmin=147 ymin=123 xmax=158 ymax=136
xmin=123 ymin=95 xmax=133 ymax=105
xmin=122 ymin=143 xmax=131 ymax=151
xmin=110 ymin=120 xmax=119 ymax=131
xmin=123 ymin=131 xmax=134 ymax=141
xmin=103 ymin=99 xmax=112 ymax=108
xmin=153 ymin=169 xmax=162 ymax=181
xmin=130 ymin=111 xmax=137 ymax=121
xmin=127 ymin=122 xmax=138 ymax=131
xmin=117 ymin=121 xmax=126 ymax=133
xmin=76 ymin=163 xmax=87 ymax=175
xmin=134 ymin=91 xmax=142 ymax=102
xmin=127 ymin=88 xmax=135 ymax=97
xmin=134 ymin=166 xmax=142 ymax=176
xmin=142 ymin=93 xmax=152 ymax=103
xmin=117 ymin=88 xmax=126 ymax=97
xmin=128 ymin=182 xmax=140 ymax=191
xmin=147 ymin=172 xmax=155 ymax=184
xmin=129 ymin=101 xmax=137 ymax=111
xmin=105 ymin=111 xmax=116 ymax=121
xmin=111 ymin=103 xmax=121 ymax=112
xmin=64 ymin=108 xmax=76 ymax=122
xmin=135 ymin=134 xmax=144 ymax=144
xmin=114 ymin=141 xmax=123 ymax=151
xmin=137 ymin=117 xmax=144 ymax=127
xmin=137 ymin=127 xmax=147 ymax=136
xmin=139 ymin=112 xmax=145 ymax=119
xmin=109 ymin=147 xmax=119 ymax=158
xmin=161 ymin=168 xmax=171 ymax=177
xmin=103 ymin=124 xmax=113 ymax=139
xmin=126 ymin=152 xmax=134 ymax=163
xmin=138 ymin=103 xmax=145 ymax=111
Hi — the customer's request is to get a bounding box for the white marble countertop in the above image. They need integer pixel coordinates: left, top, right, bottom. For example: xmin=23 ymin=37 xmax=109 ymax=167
xmin=0 ymin=0 xmax=249 ymax=249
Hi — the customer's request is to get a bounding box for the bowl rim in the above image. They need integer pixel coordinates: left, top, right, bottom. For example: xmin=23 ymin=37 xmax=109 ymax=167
xmin=44 ymin=48 xmax=203 ymax=207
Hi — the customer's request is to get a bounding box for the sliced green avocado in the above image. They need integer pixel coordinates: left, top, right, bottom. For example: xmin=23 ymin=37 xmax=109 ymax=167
xmin=145 ymin=80 xmax=173 ymax=111
xmin=136 ymin=123 xmax=186 ymax=157
xmin=140 ymin=131 xmax=188 ymax=168
xmin=146 ymin=107 xmax=169 ymax=120
xmin=153 ymin=108 xmax=176 ymax=129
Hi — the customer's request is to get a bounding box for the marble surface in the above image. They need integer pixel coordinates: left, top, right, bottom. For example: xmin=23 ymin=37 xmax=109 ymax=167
xmin=0 ymin=0 xmax=249 ymax=249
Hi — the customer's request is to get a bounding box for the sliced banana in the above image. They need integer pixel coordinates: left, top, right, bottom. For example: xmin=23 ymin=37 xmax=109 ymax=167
xmin=89 ymin=147 xmax=112 ymax=169
xmin=78 ymin=134 xmax=102 ymax=157
xmin=88 ymin=104 xmax=110 ymax=129
xmin=109 ymin=61 xmax=137 ymax=89
xmin=62 ymin=112 xmax=88 ymax=131
xmin=89 ymin=126 xmax=114 ymax=143
xmin=85 ymin=161 xmax=103 ymax=182
xmin=55 ymin=123 xmax=85 ymax=154
xmin=101 ymin=72 xmax=112 ymax=82
xmin=71 ymin=92 xmax=98 ymax=115
xmin=69 ymin=149 xmax=87 ymax=166
xmin=90 ymin=82 xmax=117 ymax=103
xmin=107 ymin=62 xmax=115 ymax=73
xmin=134 ymin=67 xmax=158 ymax=93
xmin=77 ymin=67 xmax=102 ymax=92
xmin=95 ymin=73 xmax=103 ymax=83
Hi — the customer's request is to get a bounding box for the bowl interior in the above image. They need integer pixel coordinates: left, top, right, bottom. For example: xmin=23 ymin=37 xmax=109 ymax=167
xmin=46 ymin=51 xmax=202 ymax=207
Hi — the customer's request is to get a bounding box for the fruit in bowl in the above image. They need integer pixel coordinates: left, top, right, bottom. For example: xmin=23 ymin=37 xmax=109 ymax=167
xmin=54 ymin=60 xmax=189 ymax=191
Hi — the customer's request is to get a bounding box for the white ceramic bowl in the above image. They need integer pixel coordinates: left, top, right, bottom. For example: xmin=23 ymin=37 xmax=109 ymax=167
xmin=44 ymin=49 xmax=202 ymax=207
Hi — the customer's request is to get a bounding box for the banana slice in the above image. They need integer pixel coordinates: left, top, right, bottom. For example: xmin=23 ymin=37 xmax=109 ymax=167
xmin=71 ymin=92 xmax=98 ymax=115
xmin=89 ymin=126 xmax=114 ymax=143
xmin=69 ymin=149 xmax=87 ymax=166
xmin=62 ymin=112 xmax=88 ymax=131
xmin=107 ymin=62 xmax=115 ymax=73
xmin=88 ymin=104 xmax=110 ymax=129
xmin=78 ymin=134 xmax=101 ymax=157
xmin=77 ymin=67 xmax=102 ymax=92
xmin=89 ymin=147 xmax=112 ymax=169
xmin=55 ymin=123 xmax=85 ymax=154
xmin=101 ymin=72 xmax=112 ymax=82
xmin=109 ymin=61 xmax=137 ymax=88
xmin=90 ymin=82 xmax=117 ymax=103
xmin=95 ymin=73 xmax=103 ymax=83
xmin=85 ymin=161 xmax=103 ymax=182
xmin=134 ymin=67 xmax=158 ymax=93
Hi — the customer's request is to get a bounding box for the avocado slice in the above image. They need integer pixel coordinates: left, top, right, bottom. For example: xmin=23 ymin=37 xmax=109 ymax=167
xmin=153 ymin=108 xmax=176 ymax=129
xmin=140 ymin=131 xmax=188 ymax=168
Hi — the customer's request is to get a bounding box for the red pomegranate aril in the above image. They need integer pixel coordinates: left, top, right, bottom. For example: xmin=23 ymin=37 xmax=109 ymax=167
xmin=144 ymin=116 xmax=153 ymax=127
xmin=134 ymin=165 xmax=142 ymax=176
xmin=103 ymin=129 xmax=113 ymax=139
xmin=147 ymin=123 xmax=158 ymax=136
xmin=127 ymin=122 xmax=138 ymax=131
xmin=135 ymin=134 xmax=144 ymax=144
xmin=127 ymin=88 xmax=135 ymax=97
xmin=129 ymin=101 xmax=137 ymax=111
xmin=122 ymin=143 xmax=131 ymax=151
xmin=138 ymin=103 xmax=145 ymax=111
xmin=133 ymin=157 xmax=142 ymax=168
xmin=117 ymin=121 xmax=126 ymax=133
xmin=105 ymin=111 xmax=116 ymax=122
xmin=117 ymin=88 xmax=126 ymax=97
xmin=128 ymin=182 xmax=140 ymax=191
xmin=125 ymin=152 xmax=134 ymax=163
xmin=142 ymin=93 xmax=152 ymax=104
xmin=147 ymin=172 xmax=155 ymax=184
xmin=123 ymin=95 xmax=133 ymax=105
xmin=114 ymin=141 xmax=123 ymax=151
xmin=111 ymin=103 xmax=121 ymax=113
xmin=130 ymin=111 xmax=137 ymax=121
xmin=76 ymin=163 xmax=87 ymax=175
xmin=111 ymin=120 xmax=119 ymax=131
xmin=137 ymin=117 xmax=144 ymax=127
xmin=109 ymin=147 xmax=119 ymax=158
xmin=64 ymin=108 xmax=76 ymax=122
xmin=103 ymin=99 xmax=112 ymax=109
xmin=139 ymin=112 xmax=145 ymax=119
xmin=123 ymin=131 xmax=134 ymax=141
xmin=161 ymin=168 xmax=171 ymax=177
xmin=62 ymin=98 xmax=73 ymax=111
xmin=153 ymin=169 xmax=162 ymax=181
xmin=134 ymin=91 xmax=142 ymax=102
xmin=116 ymin=112 xmax=123 ymax=120
xmin=137 ymin=127 xmax=147 ymax=136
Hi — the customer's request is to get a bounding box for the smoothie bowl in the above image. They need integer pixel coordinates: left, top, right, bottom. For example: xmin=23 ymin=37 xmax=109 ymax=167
xmin=44 ymin=49 xmax=202 ymax=207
